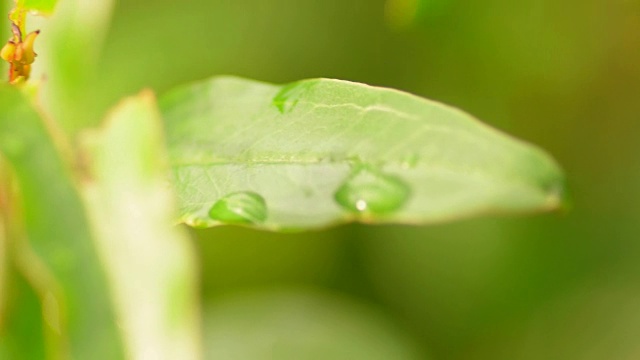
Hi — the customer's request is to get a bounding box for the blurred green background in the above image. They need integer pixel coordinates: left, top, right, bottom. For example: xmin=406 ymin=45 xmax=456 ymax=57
xmin=93 ymin=0 xmax=640 ymax=358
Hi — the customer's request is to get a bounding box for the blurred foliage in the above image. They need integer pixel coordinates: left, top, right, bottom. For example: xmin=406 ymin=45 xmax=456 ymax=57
xmin=3 ymin=0 xmax=640 ymax=359
xmin=0 ymin=85 xmax=124 ymax=359
xmin=0 ymin=263 xmax=46 ymax=359
xmin=81 ymin=92 xmax=200 ymax=359
xmin=31 ymin=0 xmax=115 ymax=135
xmin=93 ymin=0 xmax=639 ymax=358
xmin=203 ymin=289 xmax=425 ymax=359
xmin=16 ymin=0 xmax=58 ymax=14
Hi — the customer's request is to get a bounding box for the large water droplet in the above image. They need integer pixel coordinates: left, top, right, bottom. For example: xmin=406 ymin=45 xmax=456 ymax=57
xmin=272 ymin=81 xmax=317 ymax=114
xmin=334 ymin=165 xmax=410 ymax=215
xmin=208 ymin=191 xmax=268 ymax=224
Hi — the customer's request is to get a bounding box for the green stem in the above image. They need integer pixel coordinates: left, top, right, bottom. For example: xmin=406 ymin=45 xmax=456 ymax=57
xmin=0 ymin=158 xmax=64 ymax=359
xmin=0 ymin=0 xmax=10 ymax=336
xmin=0 ymin=158 xmax=8 ymax=329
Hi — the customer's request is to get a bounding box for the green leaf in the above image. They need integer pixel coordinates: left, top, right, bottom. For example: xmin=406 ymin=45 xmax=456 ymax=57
xmin=0 ymin=85 xmax=124 ymax=359
xmin=0 ymin=265 xmax=47 ymax=360
xmin=204 ymin=290 xmax=425 ymax=359
xmin=0 ymin=163 xmax=47 ymax=360
xmin=17 ymin=0 xmax=58 ymax=14
xmin=81 ymin=92 xmax=202 ymax=360
xmin=160 ymin=76 xmax=565 ymax=231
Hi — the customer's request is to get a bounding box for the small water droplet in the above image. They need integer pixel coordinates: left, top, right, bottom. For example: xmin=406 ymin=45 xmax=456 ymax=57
xmin=208 ymin=191 xmax=268 ymax=224
xmin=401 ymin=153 xmax=419 ymax=169
xmin=334 ymin=165 xmax=410 ymax=215
xmin=272 ymin=81 xmax=317 ymax=114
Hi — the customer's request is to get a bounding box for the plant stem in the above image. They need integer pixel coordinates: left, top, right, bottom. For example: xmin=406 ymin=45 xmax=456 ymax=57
xmin=0 ymin=159 xmax=8 ymax=328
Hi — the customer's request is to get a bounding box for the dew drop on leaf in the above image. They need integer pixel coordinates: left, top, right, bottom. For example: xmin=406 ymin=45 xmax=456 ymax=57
xmin=208 ymin=191 xmax=268 ymax=224
xmin=334 ymin=165 xmax=410 ymax=215
xmin=401 ymin=153 xmax=419 ymax=169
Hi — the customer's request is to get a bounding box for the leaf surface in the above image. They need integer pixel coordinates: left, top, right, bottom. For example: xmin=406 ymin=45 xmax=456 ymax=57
xmin=160 ymin=76 xmax=565 ymax=230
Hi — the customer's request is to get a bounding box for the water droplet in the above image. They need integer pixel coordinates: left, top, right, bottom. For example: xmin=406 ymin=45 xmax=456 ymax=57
xmin=208 ymin=191 xmax=268 ymax=224
xmin=546 ymin=180 xmax=569 ymax=211
xmin=401 ymin=153 xmax=419 ymax=169
xmin=334 ymin=165 xmax=410 ymax=215
xmin=272 ymin=81 xmax=317 ymax=114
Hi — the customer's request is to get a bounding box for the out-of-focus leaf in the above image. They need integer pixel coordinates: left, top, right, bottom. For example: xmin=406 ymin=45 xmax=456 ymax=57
xmin=1 ymin=159 xmax=46 ymax=360
xmin=0 ymin=264 xmax=46 ymax=360
xmin=16 ymin=0 xmax=58 ymax=14
xmin=204 ymin=289 xmax=425 ymax=360
xmin=81 ymin=91 xmax=201 ymax=360
xmin=384 ymin=0 xmax=452 ymax=29
xmin=160 ymin=76 xmax=565 ymax=231
xmin=0 ymin=85 xmax=124 ymax=359
xmin=31 ymin=0 xmax=115 ymax=134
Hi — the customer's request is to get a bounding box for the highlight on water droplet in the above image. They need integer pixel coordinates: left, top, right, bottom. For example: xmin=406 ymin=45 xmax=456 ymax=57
xmin=208 ymin=191 xmax=268 ymax=224
xmin=334 ymin=165 xmax=410 ymax=215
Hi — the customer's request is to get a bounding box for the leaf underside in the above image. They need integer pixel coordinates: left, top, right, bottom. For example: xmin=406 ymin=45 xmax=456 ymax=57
xmin=160 ymin=76 xmax=565 ymax=231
